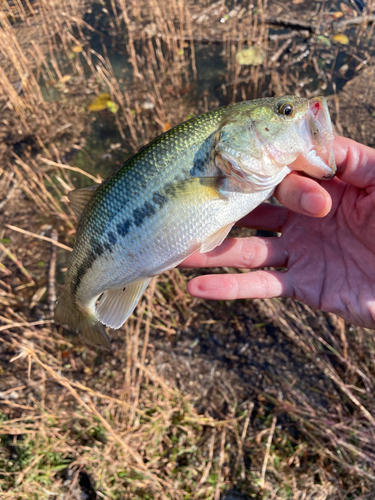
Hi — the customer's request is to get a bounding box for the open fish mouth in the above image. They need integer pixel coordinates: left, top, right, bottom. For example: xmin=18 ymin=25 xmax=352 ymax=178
xmin=290 ymin=97 xmax=336 ymax=179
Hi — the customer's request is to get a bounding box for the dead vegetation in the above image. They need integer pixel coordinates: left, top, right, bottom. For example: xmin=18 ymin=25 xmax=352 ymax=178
xmin=1 ymin=0 xmax=375 ymax=499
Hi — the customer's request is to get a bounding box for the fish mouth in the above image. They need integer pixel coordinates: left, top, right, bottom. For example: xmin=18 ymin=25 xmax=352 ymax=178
xmin=291 ymin=97 xmax=336 ymax=179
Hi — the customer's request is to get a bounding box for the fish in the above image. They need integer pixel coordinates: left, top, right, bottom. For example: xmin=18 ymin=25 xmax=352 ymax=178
xmin=55 ymin=95 xmax=336 ymax=348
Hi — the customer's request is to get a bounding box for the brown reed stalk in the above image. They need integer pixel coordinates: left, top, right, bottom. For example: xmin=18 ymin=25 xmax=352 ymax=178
xmin=68 ymin=32 xmax=98 ymax=81
xmin=14 ymin=0 xmax=27 ymax=21
xmin=185 ymin=6 xmax=197 ymax=79
xmin=5 ymin=225 xmax=72 ymax=252
xmin=0 ymin=12 xmax=43 ymax=105
xmin=11 ymin=154 xmax=71 ymax=222
xmin=40 ymin=157 xmax=101 ymax=183
xmin=62 ymin=12 xmax=102 ymax=37
xmin=0 ymin=65 xmax=28 ymax=128
xmin=0 ymin=1 xmax=15 ymax=21
xmin=154 ymin=36 xmax=167 ymax=73
xmin=178 ymin=0 xmax=185 ymax=55
xmin=29 ymin=42 xmax=54 ymax=82
xmin=37 ymin=0 xmax=51 ymax=38
xmin=109 ymin=0 xmax=120 ymax=28
xmin=61 ymin=31 xmax=85 ymax=78
xmin=45 ymin=37 xmax=64 ymax=83
xmin=24 ymin=0 xmax=35 ymax=16
xmin=117 ymin=0 xmax=141 ymax=79
xmin=39 ymin=0 xmax=58 ymax=50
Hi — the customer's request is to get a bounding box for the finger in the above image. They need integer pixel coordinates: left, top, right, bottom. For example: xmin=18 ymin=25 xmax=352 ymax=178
xmin=334 ymin=136 xmax=375 ymax=189
xmin=180 ymin=236 xmax=288 ymax=269
xmin=186 ymin=270 xmax=292 ymax=300
xmin=237 ymin=203 xmax=289 ymax=232
xmin=274 ymin=172 xmax=332 ymax=217
xmin=238 ymin=174 xmax=332 ymax=231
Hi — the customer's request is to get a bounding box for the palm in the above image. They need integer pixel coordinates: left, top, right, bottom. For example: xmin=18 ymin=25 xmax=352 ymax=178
xmin=277 ymin=178 xmax=375 ymax=326
xmin=183 ymin=137 xmax=375 ymax=329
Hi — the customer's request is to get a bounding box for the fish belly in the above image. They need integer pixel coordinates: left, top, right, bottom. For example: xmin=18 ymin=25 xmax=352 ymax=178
xmin=76 ymin=185 xmax=276 ymax=304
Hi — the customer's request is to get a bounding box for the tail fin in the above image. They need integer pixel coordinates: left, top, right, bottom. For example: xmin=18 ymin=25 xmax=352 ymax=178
xmin=55 ymin=293 xmax=111 ymax=350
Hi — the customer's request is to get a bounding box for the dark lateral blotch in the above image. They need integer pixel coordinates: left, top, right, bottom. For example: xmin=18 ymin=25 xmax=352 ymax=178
xmin=117 ymin=219 xmax=132 ymax=237
xmin=152 ymin=192 xmax=168 ymax=207
xmin=133 ymin=202 xmax=156 ymax=227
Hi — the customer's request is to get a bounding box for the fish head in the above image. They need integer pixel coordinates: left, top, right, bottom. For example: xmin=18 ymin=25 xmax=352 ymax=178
xmin=215 ymin=96 xmax=336 ymax=189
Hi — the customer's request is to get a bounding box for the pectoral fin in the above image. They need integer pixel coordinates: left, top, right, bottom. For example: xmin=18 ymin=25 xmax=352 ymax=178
xmin=200 ymin=222 xmax=234 ymax=253
xmin=68 ymin=184 xmax=99 ymax=220
xmin=167 ymin=177 xmax=226 ymax=201
xmin=95 ymin=278 xmax=151 ymax=329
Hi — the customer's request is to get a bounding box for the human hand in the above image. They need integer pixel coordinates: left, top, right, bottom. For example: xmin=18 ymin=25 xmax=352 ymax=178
xmin=182 ymin=137 xmax=375 ymax=328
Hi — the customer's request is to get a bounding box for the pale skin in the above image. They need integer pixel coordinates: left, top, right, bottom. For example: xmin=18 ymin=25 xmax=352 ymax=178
xmin=182 ymin=137 xmax=375 ymax=329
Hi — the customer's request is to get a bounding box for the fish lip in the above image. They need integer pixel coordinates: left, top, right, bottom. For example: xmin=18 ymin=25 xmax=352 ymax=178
xmin=324 ymin=172 xmax=335 ymax=179
xmin=294 ymin=96 xmax=336 ymax=179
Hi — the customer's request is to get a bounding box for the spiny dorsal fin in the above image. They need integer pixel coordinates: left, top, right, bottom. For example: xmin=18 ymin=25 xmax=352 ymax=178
xmin=95 ymin=278 xmax=151 ymax=329
xmin=68 ymin=184 xmax=99 ymax=220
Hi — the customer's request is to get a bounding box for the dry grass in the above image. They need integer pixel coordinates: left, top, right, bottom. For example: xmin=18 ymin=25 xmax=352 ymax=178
xmin=1 ymin=1 xmax=375 ymax=499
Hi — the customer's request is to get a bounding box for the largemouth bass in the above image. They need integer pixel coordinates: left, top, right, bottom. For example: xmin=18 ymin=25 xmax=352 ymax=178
xmin=55 ymin=96 xmax=336 ymax=348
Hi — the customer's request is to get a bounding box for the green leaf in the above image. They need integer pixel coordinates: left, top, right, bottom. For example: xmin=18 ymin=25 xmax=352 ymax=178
xmin=317 ymin=35 xmax=331 ymax=47
xmin=106 ymin=100 xmax=119 ymax=113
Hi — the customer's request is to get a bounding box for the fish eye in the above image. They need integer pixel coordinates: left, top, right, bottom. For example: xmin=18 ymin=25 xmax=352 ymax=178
xmin=277 ymin=101 xmax=295 ymax=118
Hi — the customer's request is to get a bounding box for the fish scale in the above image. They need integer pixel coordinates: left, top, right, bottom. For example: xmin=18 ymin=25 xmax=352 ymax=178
xmin=55 ymin=96 xmax=336 ymax=348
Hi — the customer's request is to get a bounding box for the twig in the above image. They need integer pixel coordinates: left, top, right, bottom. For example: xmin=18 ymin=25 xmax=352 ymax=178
xmin=48 ymin=229 xmax=57 ymax=317
xmin=334 ymin=14 xmax=375 ymax=30
xmin=270 ymin=39 xmax=292 ymax=64
xmin=5 ymin=225 xmax=72 ymax=252
xmin=0 ymin=319 xmax=53 ymax=333
xmin=40 ymin=157 xmax=101 ymax=183
xmin=265 ymin=16 xmax=318 ymax=33
xmin=260 ymin=415 xmax=277 ymax=489
xmin=0 ymin=242 xmax=34 ymax=284
xmin=0 ymin=176 xmax=17 ymax=211
xmin=214 ymin=428 xmax=226 ymax=500
xmin=199 ymin=430 xmax=216 ymax=485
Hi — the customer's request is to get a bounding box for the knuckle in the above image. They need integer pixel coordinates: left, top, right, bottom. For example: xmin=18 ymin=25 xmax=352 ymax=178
xmin=240 ymin=238 xmax=257 ymax=268
xmin=240 ymin=238 xmax=266 ymax=268
xmin=256 ymin=272 xmax=270 ymax=296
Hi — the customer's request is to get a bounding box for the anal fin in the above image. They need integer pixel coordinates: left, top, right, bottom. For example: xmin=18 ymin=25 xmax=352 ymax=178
xmin=95 ymin=278 xmax=151 ymax=329
xmin=200 ymin=222 xmax=234 ymax=253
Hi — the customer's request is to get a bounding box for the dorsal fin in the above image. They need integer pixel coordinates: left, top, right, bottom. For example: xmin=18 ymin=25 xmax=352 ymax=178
xmin=68 ymin=184 xmax=99 ymax=220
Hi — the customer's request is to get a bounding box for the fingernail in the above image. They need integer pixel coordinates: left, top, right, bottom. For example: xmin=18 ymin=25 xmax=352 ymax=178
xmin=301 ymin=192 xmax=326 ymax=215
